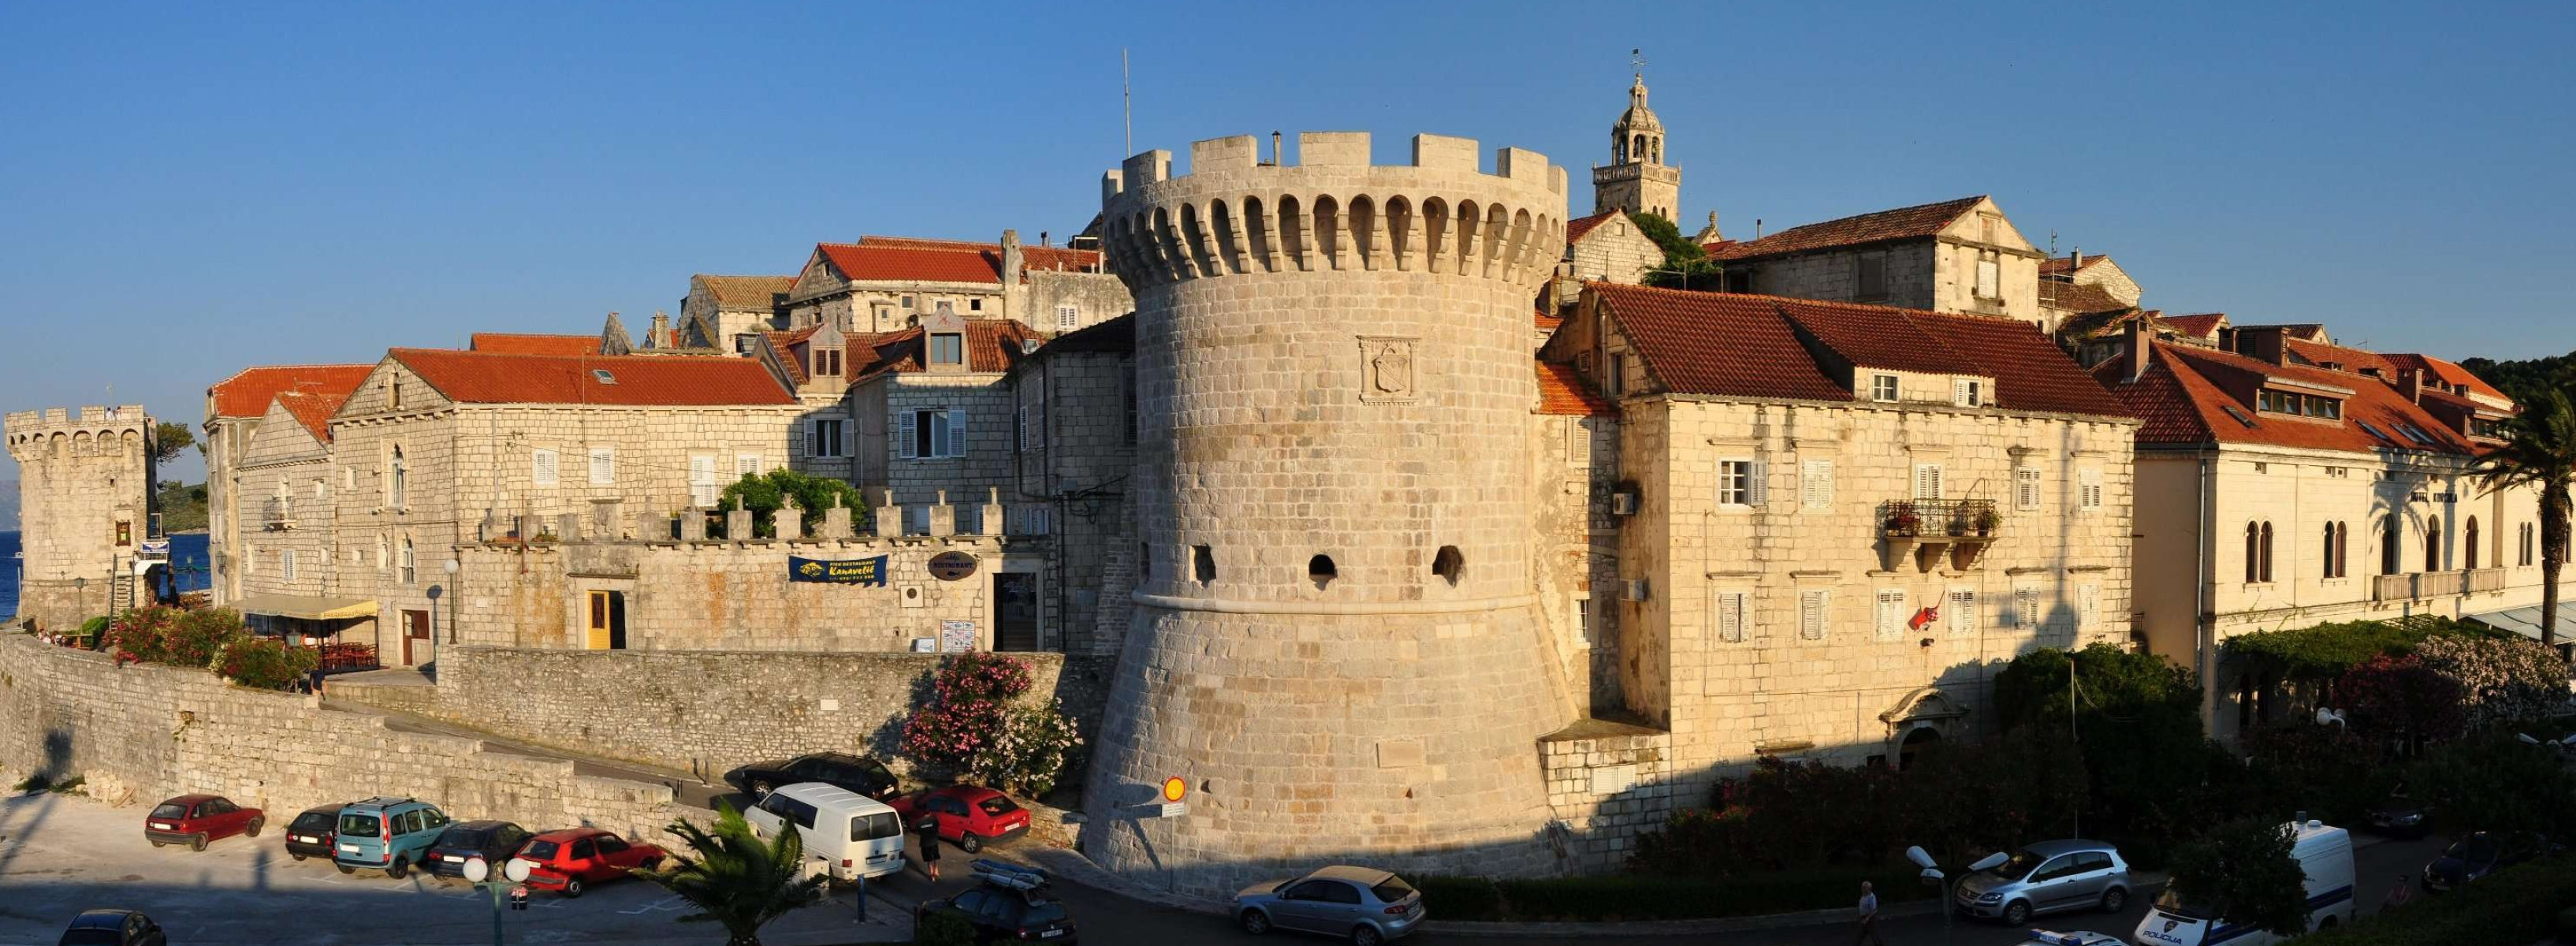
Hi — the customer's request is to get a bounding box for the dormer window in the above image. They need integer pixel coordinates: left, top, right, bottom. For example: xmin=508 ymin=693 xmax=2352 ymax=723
xmin=929 ymin=333 xmax=965 ymax=367
xmin=813 ymin=347 xmax=843 ymax=378
xmin=2257 ymin=389 xmax=2341 ymax=420
xmin=2473 ymin=417 xmax=2507 ymax=440
xmin=1870 ymin=374 xmax=1900 ymax=402
xmin=1952 ymin=378 xmax=1983 ymax=408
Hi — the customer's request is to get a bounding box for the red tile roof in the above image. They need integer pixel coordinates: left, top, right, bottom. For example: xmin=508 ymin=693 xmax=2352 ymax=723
xmin=2161 ymin=313 xmax=2228 ymax=339
xmin=2383 ymin=352 xmax=2511 ymax=403
xmin=2101 ymin=343 xmax=2475 ymax=454
xmin=2284 ymin=337 xmax=2400 ymax=378
xmin=1706 ymin=196 xmax=1986 ymax=261
xmin=1536 ymin=359 xmax=1617 ymax=416
xmin=2038 ymin=281 xmax=2129 ymax=315
xmin=389 ymin=350 xmax=796 ymax=406
xmin=851 ymin=320 xmax=1040 ymax=382
xmin=470 ymin=333 xmax=603 ymax=356
xmin=860 ymin=236 xmax=1103 ymax=273
xmin=815 ymin=243 xmax=1003 ymax=285
xmin=694 ymin=274 xmax=798 ymax=309
xmin=2038 ymin=254 xmax=2112 ymax=276
xmin=273 ymin=390 xmax=348 ymax=442
xmin=208 ymin=365 xmax=378 ymax=419
xmin=1565 ymin=210 xmax=1622 ymax=246
xmin=1535 ymin=310 xmax=1564 ymax=333
xmin=1589 ymin=284 xmax=2127 ymax=417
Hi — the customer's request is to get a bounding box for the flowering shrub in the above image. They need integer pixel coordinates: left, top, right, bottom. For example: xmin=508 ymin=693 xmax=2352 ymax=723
xmin=2336 ymin=654 xmax=2468 ymax=747
xmin=101 ymin=607 xmax=184 ymax=665
xmin=2414 ymin=635 xmax=2572 ymax=730
xmin=899 ymin=653 xmax=1081 ymax=796
xmin=214 ymin=636 xmax=321 ymax=691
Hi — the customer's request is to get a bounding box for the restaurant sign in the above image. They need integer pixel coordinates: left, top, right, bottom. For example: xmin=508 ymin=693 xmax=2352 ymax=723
xmin=788 ymin=555 xmax=890 ymax=586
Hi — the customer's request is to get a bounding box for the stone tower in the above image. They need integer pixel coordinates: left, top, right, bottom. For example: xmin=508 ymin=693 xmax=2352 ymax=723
xmin=1085 ymin=131 xmax=1573 ymax=895
xmin=5 ymin=405 xmax=156 ymax=631
xmin=1592 ymin=73 xmax=1681 ymax=221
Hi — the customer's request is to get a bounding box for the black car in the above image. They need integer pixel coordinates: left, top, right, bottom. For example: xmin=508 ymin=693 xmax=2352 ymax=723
xmin=915 ymin=884 xmax=1077 ymax=944
xmin=58 ymin=910 xmax=165 ymax=946
xmin=281 ymin=803 xmax=348 ymax=862
xmin=2366 ymin=784 xmax=2434 ymax=837
xmin=2423 ymin=831 xmax=2560 ymax=892
xmin=423 ymin=820 xmax=536 ymax=880
xmin=724 ymin=752 xmax=898 ymax=801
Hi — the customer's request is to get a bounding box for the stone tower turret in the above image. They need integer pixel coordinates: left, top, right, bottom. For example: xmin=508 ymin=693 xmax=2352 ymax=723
xmin=1593 ymin=73 xmax=1681 ymax=221
xmin=1086 ymin=131 xmax=1573 ymax=894
xmin=5 ymin=405 xmax=156 ymax=631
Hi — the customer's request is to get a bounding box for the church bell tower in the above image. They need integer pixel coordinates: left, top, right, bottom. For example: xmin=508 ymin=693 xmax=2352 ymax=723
xmin=1591 ymin=72 xmax=1681 ymax=221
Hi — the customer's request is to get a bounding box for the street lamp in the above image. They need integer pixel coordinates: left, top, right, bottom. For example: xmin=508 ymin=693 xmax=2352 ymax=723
xmin=72 ymin=577 xmax=87 ymax=620
xmin=442 ymin=559 xmax=461 ymax=644
xmin=460 ymin=855 xmax=533 ymax=945
xmin=1908 ymin=845 xmax=2009 ymax=946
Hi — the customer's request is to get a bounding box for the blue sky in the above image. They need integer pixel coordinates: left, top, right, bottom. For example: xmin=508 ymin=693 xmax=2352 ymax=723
xmin=4 ymin=1 xmax=2570 ymax=485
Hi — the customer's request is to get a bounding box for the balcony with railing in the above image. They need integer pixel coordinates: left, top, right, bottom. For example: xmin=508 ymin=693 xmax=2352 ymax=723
xmin=2467 ymin=567 xmax=2507 ymax=594
xmin=262 ymin=497 xmax=295 ymax=531
xmin=2373 ymin=569 xmax=2470 ymax=601
xmin=1878 ymin=499 xmax=2001 ymax=572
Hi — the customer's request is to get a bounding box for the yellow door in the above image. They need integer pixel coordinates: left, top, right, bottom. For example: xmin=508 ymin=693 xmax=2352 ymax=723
xmin=586 ymin=591 xmax=610 ymax=650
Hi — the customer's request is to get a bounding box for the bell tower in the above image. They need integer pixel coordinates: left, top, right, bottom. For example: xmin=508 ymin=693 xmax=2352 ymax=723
xmin=1591 ymin=70 xmax=1682 ymax=221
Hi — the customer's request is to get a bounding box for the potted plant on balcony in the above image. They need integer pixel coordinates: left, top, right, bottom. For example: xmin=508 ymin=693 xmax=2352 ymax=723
xmin=1973 ymin=505 xmax=2001 ymax=537
xmin=1883 ymin=503 xmax=1922 ymax=538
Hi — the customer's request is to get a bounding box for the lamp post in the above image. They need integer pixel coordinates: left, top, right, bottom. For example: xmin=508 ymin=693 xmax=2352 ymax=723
xmin=1908 ymin=845 xmax=2009 ymax=946
xmin=442 ymin=559 xmax=461 ymax=644
xmin=460 ymin=853 xmax=532 ymax=945
xmin=73 ymin=577 xmax=87 ymax=620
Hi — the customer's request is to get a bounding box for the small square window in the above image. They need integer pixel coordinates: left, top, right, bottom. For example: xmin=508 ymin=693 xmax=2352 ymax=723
xmin=970 ymin=298 xmax=983 ymax=311
xmin=1870 ymin=374 xmax=1899 ymax=402
xmin=929 ymin=333 xmax=965 ymax=366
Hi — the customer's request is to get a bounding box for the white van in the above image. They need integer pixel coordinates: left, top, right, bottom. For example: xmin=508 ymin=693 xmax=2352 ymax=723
xmin=2135 ymin=819 xmax=2356 ymax=946
xmin=743 ymin=782 xmax=908 ymax=881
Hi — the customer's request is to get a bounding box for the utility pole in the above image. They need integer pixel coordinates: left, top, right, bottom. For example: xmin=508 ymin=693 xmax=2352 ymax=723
xmin=1122 ymin=49 xmax=1131 ymax=157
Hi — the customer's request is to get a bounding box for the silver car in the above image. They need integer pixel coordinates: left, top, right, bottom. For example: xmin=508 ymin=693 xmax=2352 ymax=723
xmin=1953 ymin=840 xmax=2133 ymax=926
xmin=1234 ymin=865 xmax=1427 ymax=945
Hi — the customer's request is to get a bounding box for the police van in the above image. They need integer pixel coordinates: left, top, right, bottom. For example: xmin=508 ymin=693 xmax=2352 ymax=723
xmin=2135 ymin=818 xmax=2355 ymax=946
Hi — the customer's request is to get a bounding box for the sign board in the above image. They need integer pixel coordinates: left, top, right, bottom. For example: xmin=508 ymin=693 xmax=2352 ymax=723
xmin=1159 ymin=802 xmax=1187 ymax=818
xmin=928 ymin=551 xmax=979 ymax=581
xmin=939 ymin=620 xmax=977 ymax=654
xmin=788 ymin=555 xmax=889 ymax=586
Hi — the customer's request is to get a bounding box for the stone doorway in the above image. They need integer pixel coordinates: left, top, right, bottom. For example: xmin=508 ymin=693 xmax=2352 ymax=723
xmin=994 ymin=572 xmax=1039 ymax=650
xmin=400 ymin=609 xmax=430 ymax=665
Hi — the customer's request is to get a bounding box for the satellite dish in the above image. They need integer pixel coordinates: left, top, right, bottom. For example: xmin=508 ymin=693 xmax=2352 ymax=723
xmin=504 ymin=858 xmax=534 ymax=884
xmin=463 ymin=857 xmax=490 ymax=883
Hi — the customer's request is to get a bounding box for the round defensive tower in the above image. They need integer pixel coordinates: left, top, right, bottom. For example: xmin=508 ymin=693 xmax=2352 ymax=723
xmin=1081 ymin=131 xmax=1571 ymax=894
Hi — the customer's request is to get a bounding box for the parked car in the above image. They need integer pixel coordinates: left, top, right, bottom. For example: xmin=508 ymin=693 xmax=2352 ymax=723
xmin=2366 ymin=784 xmax=2435 ymax=837
xmin=2017 ymin=932 xmax=2127 ymax=946
xmin=742 ymin=782 xmax=909 ymax=881
xmin=1234 ymin=866 xmax=1426 ymax=945
xmin=723 ymin=752 xmax=899 ymax=801
xmin=423 ymin=820 xmax=535 ymax=881
xmin=1952 ymin=840 xmax=2131 ymax=926
xmin=56 ymin=910 xmax=166 ymax=946
xmin=331 ymin=796 xmax=452 ymax=878
xmin=915 ymin=861 xmax=1076 ymax=944
xmin=2423 ymin=831 xmax=2561 ymax=892
xmin=887 ymin=785 xmax=1032 ymax=854
xmin=514 ymin=828 xmax=667 ymax=898
xmin=281 ymin=803 xmax=348 ymax=862
xmin=143 ymin=794 xmax=264 ymax=852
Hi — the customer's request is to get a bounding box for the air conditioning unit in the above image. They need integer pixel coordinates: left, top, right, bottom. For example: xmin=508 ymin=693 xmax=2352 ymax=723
xmin=1624 ymin=579 xmax=1649 ymax=602
xmin=1610 ymin=490 xmax=1640 ymax=516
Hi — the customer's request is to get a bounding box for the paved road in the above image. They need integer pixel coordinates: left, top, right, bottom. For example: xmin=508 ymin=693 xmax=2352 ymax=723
xmin=1037 ymin=832 xmax=2451 ymax=945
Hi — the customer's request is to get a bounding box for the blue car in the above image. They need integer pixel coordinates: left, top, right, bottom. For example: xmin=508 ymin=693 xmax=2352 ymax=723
xmin=330 ymin=797 xmax=452 ymax=878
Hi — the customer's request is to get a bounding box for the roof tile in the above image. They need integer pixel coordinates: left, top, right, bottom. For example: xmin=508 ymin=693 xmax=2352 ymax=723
xmin=694 ymin=275 xmax=798 ymax=309
xmin=389 ymin=349 xmax=796 ymax=406
xmin=1706 ymin=196 xmax=1985 ymax=261
xmin=2103 ymin=343 xmax=2475 ymax=454
xmin=208 ymin=364 xmax=377 ymax=419
xmin=1536 ymin=359 xmax=1617 ymax=416
xmin=470 ymin=333 xmax=603 ymax=356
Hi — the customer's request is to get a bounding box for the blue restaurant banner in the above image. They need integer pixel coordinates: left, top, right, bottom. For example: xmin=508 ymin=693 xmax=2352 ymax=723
xmin=789 ymin=555 xmax=889 ymax=586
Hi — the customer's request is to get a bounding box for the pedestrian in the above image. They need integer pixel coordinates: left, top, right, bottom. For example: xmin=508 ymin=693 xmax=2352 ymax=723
xmin=1854 ymin=880 xmax=1885 ymax=946
xmin=2384 ymin=874 xmax=2414 ymax=912
xmin=916 ymin=817 xmax=942 ymax=882
xmin=854 ymin=870 xmax=868 ymax=923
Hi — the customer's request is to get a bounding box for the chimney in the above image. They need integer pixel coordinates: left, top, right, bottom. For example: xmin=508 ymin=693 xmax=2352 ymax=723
xmin=1000 ymin=229 xmax=1024 ymax=283
xmin=2071 ymin=249 xmax=2083 ymax=271
xmin=1040 ymin=230 xmax=1050 ymax=248
xmin=1755 ymin=218 xmax=1763 ymax=239
xmin=2123 ymin=316 xmax=2153 ymax=383
xmin=1270 ymin=130 xmax=1282 ymax=166
xmin=648 ymin=311 xmax=674 ymax=348
xmin=2406 ymin=369 xmax=2426 ymax=404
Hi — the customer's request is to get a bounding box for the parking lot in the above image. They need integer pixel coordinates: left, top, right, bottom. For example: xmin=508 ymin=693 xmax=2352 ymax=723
xmin=0 ymin=791 xmax=910 ymax=945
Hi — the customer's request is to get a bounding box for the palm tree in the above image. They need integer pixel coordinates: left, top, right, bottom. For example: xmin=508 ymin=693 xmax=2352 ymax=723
xmin=2471 ymin=385 xmax=2576 ymax=649
xmin=629 ymin=802 xmax=827 ymax=946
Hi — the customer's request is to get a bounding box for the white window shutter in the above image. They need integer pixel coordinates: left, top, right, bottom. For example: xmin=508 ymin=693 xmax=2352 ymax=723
xmin=899 ymin=412 xmax=918 ymax=460
xmin=1800 ymin=590 xmax=1829 ymax=640
xmin=1569 ymin=419 xmax=1591 ymax=467
xmin=1748 ymin=460 xmax=1769 ymax=506
xmin=2080 ymin=584 xmax=2101 ymax=631
xmin=532 ymin=449 xmax=557 ymax=486
xmin=1946 ymin=589 xmax=1975 ymax=632
xmin=1915 ymin=464 xmax=1944 ymax=501
xmin=947 ymin=408 xmax=968 ymax=458
xmin=1802 ymin=459 xmax=1833 ymax=509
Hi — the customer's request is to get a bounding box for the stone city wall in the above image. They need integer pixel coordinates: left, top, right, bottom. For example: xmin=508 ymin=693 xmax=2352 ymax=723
xmin=0 ymin=634 xmax=688 ymax=848
xmin=1539 ymin=724 xmax=1678 ymax=874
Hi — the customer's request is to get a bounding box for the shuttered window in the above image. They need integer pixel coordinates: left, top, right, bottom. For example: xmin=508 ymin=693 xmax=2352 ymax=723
xmin=689 ymin=456 xmax=718 ymax=508
xmin=2079 ymin=468 xmax=2104 ymax=512
xmin=902 ymin=408 xmax=969 ymax=459
xmin=1714 ymin=590 xmax=1749 ymax=643
xmin=1799 ymin=590 xmax=1830 ymax=641
xmin=532 ymin=449 xmax=559 ymax=486
xmin=588 ymin=448 xmax=614 ymax=485
xmin=1945 ymin=588 xmax=1977 ymax=633
xmin=2014 ymin=587 xmax=2042 ymax=628
xmin=1874 ymin=589 xmax=1908 ymax=641
xmin=2079 ymin=583 xmax=2102 ymax=632
xmin=1801 ymin=459 xmax=1834 ymax=509
xmin=1913 ymin=464 xmax=1945 ymax=501
xmin=1719 ymin=459 xmax=1766 ymax=507
xmin=2015 ymin=467 xmax=2041 ymax=510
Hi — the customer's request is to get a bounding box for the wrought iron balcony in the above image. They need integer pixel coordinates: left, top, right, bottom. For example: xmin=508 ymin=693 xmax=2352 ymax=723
xmin=1878 ymin=499 xmax=2002 ymax=572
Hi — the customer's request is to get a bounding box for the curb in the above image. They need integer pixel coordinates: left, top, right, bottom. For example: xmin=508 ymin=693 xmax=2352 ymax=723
xmin=1020 ymin=844 xmax=2173 ymax=939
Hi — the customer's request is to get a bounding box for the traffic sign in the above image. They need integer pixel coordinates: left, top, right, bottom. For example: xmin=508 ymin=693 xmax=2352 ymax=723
xmin=1160 ymin=802 xmax=1186 ymax=818
xmin=1162 ymin=777 xmax=1187 ymax=803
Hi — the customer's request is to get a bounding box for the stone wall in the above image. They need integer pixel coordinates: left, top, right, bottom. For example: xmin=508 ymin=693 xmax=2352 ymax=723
xmin=1539 ymin=722 xmax=1677 ymax=873
xmin=1531 ymin=412 xmax=1624 ymax=715
xmin=234 ymin=399 xmax=337 ymax=609
xmin=1011 ymin=348 xmax=1137 ymax=656
xmin=5 ymin=405 xmax=155 ymax=631
xmin=1019 ymin=270 xmax=1132 ymax=334
xmin=338 ymin=645 xmax=1115 ymax=782
xmin=1566 ymin=216 xmax=1662 ymax=285
xmin=0 ymin=634 xmax=687 ymax=848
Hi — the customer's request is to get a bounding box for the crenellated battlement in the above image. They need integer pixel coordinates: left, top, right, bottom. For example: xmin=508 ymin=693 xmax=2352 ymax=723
xmin=4 ymin=404 xmax=153 ymax=461
xmin=1099 ymin=132 xmax=1569 ymax=292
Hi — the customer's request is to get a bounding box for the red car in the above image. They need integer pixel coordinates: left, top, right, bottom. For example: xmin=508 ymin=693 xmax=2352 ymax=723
xmin=888 ymin=786 xmax=1031 ymax=853
xmin=513 ymin=828 xmax=666 ymax=898
xmin=144 ymin=794 xmax=264 ymax=852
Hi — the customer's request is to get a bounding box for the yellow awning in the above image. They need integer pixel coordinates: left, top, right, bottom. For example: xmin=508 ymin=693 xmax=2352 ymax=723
xmin=229 ymin=594 xmax=378 ymax=620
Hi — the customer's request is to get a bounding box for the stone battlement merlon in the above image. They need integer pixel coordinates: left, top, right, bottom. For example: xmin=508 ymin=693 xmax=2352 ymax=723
xmin=1098 ymin=132 xmax=1569 ymax=292
xmin=5 ymin=404 xmax=155 ymax=460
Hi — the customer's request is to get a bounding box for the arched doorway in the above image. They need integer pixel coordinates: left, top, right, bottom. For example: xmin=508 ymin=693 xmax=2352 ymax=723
xmin=1899 ymin=726 xmax=1943 ymax=771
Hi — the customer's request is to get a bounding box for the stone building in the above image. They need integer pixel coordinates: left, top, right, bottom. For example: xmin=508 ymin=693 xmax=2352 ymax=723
xmin=203 ymin=364 xmax=375 ymax=606
xmin=1081 ymin=130 xmax=1576 ymax=894
xmin=1003 ymin=315 xmax=1139 ymax=657
xmin=1591 ymin=73 xmax=1681 ymax=221
xmin=2098 ymin=321 xmax=2557 ymax=734
xmin=1562 ymin=208 xmax=1664 ymax=286
xmin=1707 ymin=196 xmax=2052 ymax=329
xmin=5 ymin=406 xmax=158 ymax=631
xmin=226 ymin=390 xmax=365 ymax=642
xmin=681 ymin=274 xmax=797 ymax=354
xmin=782 ymin=233 xmax=1127 ymax=336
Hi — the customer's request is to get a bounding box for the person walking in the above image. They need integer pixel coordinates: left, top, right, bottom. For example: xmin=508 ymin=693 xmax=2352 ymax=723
xmin=915 ymin=817 xmax=943 ymax=882
xmin=1854 ymin=880 xmax=1885 ymax=946
xmin=2382 ymin=874 xmax=2414 ymax=912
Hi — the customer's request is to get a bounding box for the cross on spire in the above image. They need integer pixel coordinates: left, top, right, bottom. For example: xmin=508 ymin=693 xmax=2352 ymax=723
xmin=1629 ymin=47 xmax=1646 ymax=77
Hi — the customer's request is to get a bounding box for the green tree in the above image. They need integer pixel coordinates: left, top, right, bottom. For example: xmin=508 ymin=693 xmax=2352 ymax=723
xmin=2406 ymin=732 xmax=2576 ymax=836
xmin=1992 ymin=645 xmax=2228 ymax=857
xmin=912 ymin=911 xmax=977 ymax=946
xmin=2469 ymin=385 xmax=2576 ymax=647
xmin=717 ymin=469 xmax=869 ymax=538
xmin=2165 ymin=818 xmax=2310 ymax=937
xmin=630 ymin=802 xmax=827 ymax=946
xmin=1631 ymin=213 xmax=1724 ymax=291
xmin=148 ymin=422 xmax=196 ymax=464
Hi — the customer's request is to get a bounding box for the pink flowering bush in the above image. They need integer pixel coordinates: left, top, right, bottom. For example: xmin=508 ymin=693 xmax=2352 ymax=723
xmin=899 ymin=653 xmax=1081 ymax=796
xmin=2414 ymin=635 xmax=2572 ymax=729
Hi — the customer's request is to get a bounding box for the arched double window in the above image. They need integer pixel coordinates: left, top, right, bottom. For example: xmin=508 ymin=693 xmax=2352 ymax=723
xmin=2425 ymin=515 xmax=2443 ymax=572
xmin=2245 ymin=522 xmax=2274 ymax=583
xmin=2382 ymin=517 xmax=2403 ymax=575
xmin=2323 ymin=521 xmax=2350 ymax=579
xmin=2465 ymin=516 xmax=2481 ymax=570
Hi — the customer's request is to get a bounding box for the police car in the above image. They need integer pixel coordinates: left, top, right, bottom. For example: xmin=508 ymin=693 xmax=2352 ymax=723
xmin=2019 ymin=931 xmax=2128 ymax=946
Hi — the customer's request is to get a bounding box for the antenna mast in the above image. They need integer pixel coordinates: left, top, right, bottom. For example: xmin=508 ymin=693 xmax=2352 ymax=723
xmin=1122 ymin=49 xmax=1132 ymax=156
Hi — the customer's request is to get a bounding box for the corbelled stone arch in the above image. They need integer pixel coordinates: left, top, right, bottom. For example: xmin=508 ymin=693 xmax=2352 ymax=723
xmin=1178 ymin=202 xmax=1216 ymax=276
xmin=1151 ymin=206 xmax=1189 ymax=281
xmin=1311 ymin=194 xmax=1342 ymax=270
xmin=1506 ymin=208 xmax=1534 ymax=279
xmin=1420 ymin=197 xmax=1450 ymax=274
xmin=1275 ymin=194 xmax=1308 ymax=270
xmin=1481 ymin=203 xmax=1510 ymax=277
xmin=1208 ymin=198 xmax=1244 ymax=274
xmin=1347 ymin=195 xmax=1378 ymax=270
xmin=73 ymin=430 xmax=93 ymax=455
xmin=1240 ymin=195 xmax=1273 ymax=271
xmin=1384 ymin=196 xmax=1414 ymax=270
xmin=1454 ymin=199 xmax=1481 ymax=276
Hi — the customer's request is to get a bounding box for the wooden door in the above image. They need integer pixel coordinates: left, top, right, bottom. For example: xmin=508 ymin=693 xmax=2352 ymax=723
xmin=401 ymin=610 xmax=430 ymax=665
xmin=586 ymin=591 xmax=611 ymax=650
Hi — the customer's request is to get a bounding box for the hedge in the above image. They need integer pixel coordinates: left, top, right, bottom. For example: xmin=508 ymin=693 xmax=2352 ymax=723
xmin=2296 ymin=852 xmax=2576 ymax=946
xmin=1412 ymin=866 xmax=1925 ymax=922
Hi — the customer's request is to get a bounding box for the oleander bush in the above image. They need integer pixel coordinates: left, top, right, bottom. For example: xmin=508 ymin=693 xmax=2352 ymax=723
xmin=214 ymin=636 xmax=320 ymax=691
xmin=899 ymin=652 xmax=1081 ymax=796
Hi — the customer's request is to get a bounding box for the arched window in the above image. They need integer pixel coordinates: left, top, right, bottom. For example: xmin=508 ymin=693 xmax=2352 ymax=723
xmin=2244 ymin=523 xmax=2261 ymax=583
xmin=2259 ymin=522 xmax=2275 ymax=583
xmin=399 ymin=537 xmax=416 ymax=584
xmin=2324 ymin=522 xmax=2339 ymax=579
xmin=2425 ymin=515 xmax=2442 ymax=572
xmin=2382 ymin=517 xmax=2403 ymax=575
xmin=2465 ymin=516 xmax=2481 ymax=570
xmin=390 ymin=445 xmax=408 ymax=509
xmin=2335 ymin=522 xmax=2350 ymax=578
